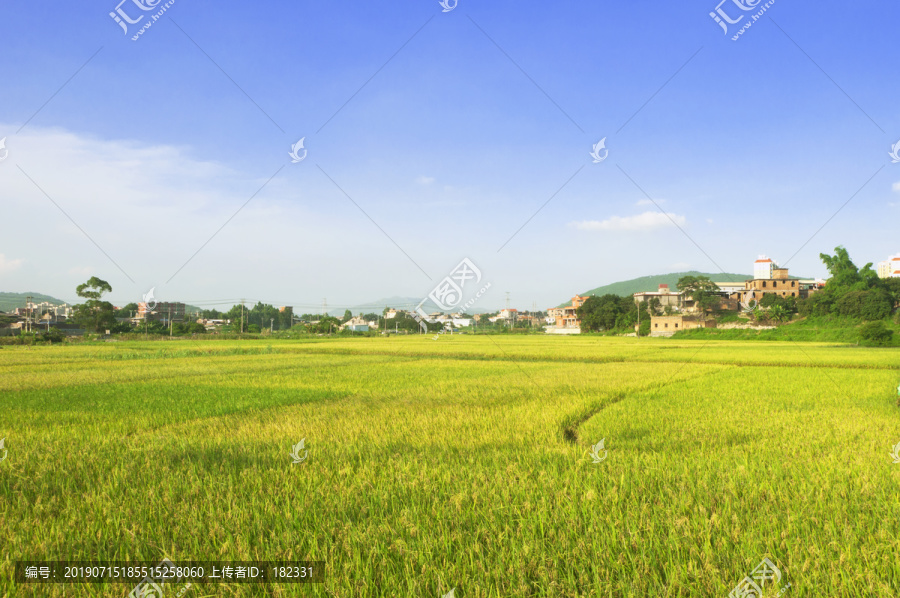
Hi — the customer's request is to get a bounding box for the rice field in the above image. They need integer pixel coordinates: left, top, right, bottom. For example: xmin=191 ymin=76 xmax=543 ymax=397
xmin=1 ymin=336 xmax=899 ymax=597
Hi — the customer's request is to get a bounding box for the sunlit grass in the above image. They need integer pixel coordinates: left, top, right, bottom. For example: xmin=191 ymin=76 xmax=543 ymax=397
xmin=0 ymin=336 xmax=898 ymax=596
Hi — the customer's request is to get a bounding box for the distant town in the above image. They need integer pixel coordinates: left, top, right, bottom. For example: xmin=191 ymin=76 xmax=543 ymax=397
xmin=2 ymin=251 xmax=898 ymax=340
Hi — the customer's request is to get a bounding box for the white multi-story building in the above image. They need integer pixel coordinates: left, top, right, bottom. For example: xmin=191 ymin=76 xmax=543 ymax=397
xmin=753 ymin=256 xmax=775 ymax=280
xmin=877 ymin=254 xmax=900 ymax=278
xmin=712 ymin=282 xmax=745 ymax=295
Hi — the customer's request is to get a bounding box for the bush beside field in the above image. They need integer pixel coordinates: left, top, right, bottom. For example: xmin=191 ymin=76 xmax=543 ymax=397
xmin=673 ymin=315 xmax=900 ymax=346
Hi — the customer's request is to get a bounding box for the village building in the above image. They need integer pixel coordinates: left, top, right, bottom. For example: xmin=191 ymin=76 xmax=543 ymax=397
xmin=633 ymin=284 xmax=682 ymax=309
xmin=137 ymin=301 xmax=185 ymax=322
xmin=646 ymin=314 xmax=716 ymax=337
xmin=734 ymin=260 xmax=819 ymax=305
xmin=342 ymin=316 xmax=370 ymax=332
xmin=877 ymin=254 xmax=900 ymax=279
xmin=545 ymin=295 xmax=588 ymax=333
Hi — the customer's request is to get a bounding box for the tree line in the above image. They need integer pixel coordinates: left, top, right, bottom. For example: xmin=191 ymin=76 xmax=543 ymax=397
xmin=576 ymin=247 xmax=900 ymax=337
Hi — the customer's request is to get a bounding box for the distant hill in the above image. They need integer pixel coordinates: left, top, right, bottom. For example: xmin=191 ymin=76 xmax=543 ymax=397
xmin=561 ymin=270 xmax=813 ymax=306
xmin=338 ymin=296 xmax=493 ymax=317
xmin=0 ymin=292 xmax=68 ymax=313
xmin=558 ymin=272 xmax=750 ymax=306
xmin=0 ymin=292 xmax=208 ymax=315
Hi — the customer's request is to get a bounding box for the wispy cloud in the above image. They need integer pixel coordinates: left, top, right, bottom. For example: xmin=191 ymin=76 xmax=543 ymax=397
xmin=892 ymin=181 xmax=900 ymax=193
xmin=572 ymin=211 xmax=686 ymax=232
xmin=0 ymin=254 xmax=24 ymax=273
xmin=416 ymin=175 xmax=435 ymax=185
xmin=68 ymin=266 xmax=93 ymax=277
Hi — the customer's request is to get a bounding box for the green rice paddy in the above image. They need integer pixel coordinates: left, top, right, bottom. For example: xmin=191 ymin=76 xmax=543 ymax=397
xmin=1 ymin=336 xmax=899 ymax=596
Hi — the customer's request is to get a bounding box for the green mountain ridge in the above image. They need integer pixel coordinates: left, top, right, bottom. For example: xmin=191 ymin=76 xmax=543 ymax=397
xmin=558 ymin=271 xmax=755 ymax=306
xmin=0 ymin=292 xmax=68 ymax=313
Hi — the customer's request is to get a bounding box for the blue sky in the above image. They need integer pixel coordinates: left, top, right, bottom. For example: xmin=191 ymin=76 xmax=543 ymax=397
xmin=1 ymin=0 xmax=898 ymax=312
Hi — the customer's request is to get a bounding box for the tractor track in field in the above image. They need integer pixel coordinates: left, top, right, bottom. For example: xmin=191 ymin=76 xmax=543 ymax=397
xmin=558 ymin=368 xmax=733 ymax=444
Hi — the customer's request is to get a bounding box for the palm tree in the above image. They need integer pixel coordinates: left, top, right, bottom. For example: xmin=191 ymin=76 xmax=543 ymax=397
xmin=770 ymin=304 xmax=788 ymax=324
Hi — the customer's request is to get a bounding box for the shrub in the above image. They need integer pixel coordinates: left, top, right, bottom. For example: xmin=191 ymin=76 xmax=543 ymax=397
xmin=40 ymin=328 xmax=66 ymax=343
xmin=759 ymin=294 xmax=779 ymax=308
xmin=835 ymin=290 xmax=892 ymax=321
xmin=858 ymin=321 xmax=894 ymax=346
xmin=638 ymin=320 xmax=650 ymax=337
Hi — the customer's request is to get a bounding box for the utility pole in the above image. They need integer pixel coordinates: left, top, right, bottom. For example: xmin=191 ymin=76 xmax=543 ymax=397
xmin=241 ymin=300 xmax=245 ymax=334
xmin=169 ymin=307 xmax=173 ymax=337
xmin=270 ymin=318 xmax=274 ymax=334
xmin=26 ymin=296 xmax=32 ymax=333
xmin=636 ymin=297 xmax=640 ymax=338
xmin=505 ymin=292 xmax=511 ymax=328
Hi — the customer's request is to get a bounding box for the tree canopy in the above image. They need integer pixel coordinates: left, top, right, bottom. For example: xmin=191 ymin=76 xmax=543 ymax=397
xmin=72 ymin=277 xmax=116 ymax=333
xmin=677 ymin=275 xmax=720 ymax=314
xmin=799 ymin=247 xmax=898 ymax=320
xmin=577 ymin=294 xmax=645 ymax=333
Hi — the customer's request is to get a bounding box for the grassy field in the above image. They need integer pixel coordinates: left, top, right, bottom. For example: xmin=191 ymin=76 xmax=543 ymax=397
xmin=1 ymin=336 xmax=899 ymax=597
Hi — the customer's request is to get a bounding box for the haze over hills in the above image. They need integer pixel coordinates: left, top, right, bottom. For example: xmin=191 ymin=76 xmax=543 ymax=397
xmin=0 ymin=292 xmax=68 ymax=313
xmin=578 ymin=272 xmax=750 ymax=299
xmin=560 ymin=270 xmax=814 ymax=306
xmin=335 ymin=297 xmax=493 ymax=318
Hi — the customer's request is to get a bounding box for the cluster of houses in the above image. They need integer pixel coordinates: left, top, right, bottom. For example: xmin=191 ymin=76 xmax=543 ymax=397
xmin=1 ymin=302 xmax=74 ymax=335
xmin=546 ymin=256 xmax=833 ymax=337
xmin=4 ymin=253 xmax=897 ymax=338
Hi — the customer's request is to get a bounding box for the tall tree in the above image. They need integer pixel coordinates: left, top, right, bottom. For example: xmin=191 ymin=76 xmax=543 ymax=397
xmin=72 ymin=277 xmax=117 ymax=333
xmin=677 ymin=275 xmax=720 ymax=315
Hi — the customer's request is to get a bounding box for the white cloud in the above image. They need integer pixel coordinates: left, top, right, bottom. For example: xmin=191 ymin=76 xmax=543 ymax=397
xmin=572 ymin=211 xmax=686 ymax=232
xmin=0 ymin=124 xmax=401 ymax=304
xmin=416 ymin=175 xmax=435 ymax=185
xmin=0 ymin=254 xmax=24 ymax=273
xmin=892 ymin=181 xmax=900 ymax=193
xmin=68 ymin=266 xmax=93 ymax=277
